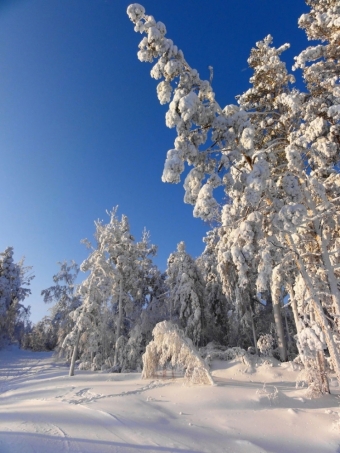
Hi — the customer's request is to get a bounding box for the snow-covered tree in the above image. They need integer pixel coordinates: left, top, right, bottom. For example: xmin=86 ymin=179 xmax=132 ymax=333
xmin=127 ymin=1 xmax=340 ymax=391
xmin=196 ymin=229 xmax=231 ymax=345
xmin=127 ymin=5 xmax=294 ymax=359
xmin=285 ymin=0 xmax=340 ymax=379
xmin=41 ymin=261 xmax=81 ymax=354
xmin=142 ymin=320 xmax=214 ymax=385
xmin=0 ymin=247 xmax=33 ymax=344
xmin=166 ymin=241 xmax=205 ymax=345
xmin=63 ymin=254 xmax=114 ymax=375
xmin=63 ymin=208 xmax=161 ymax=375
xmin=127 ymin=3 xmax=225 ymax=222
xmin=123 ymin=251 xmax=168 ymax=371
xmin=91 ymin=210 xmax=159 ymax=366
xmin=113 ymin=229 xmax=166 ymax=372
xmin=22 ymin=316 xmax=57 ymax=352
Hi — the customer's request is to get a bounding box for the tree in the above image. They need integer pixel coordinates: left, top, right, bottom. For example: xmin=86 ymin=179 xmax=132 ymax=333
xmin=22 ymin=316 xmax=57 ymax=351
xmin=63 ymin=256 xmax=113 ymax=375
xmin=127 ymin=5 xmax=292 ymax=358
xmin=196 ymin=229 xmax=231 ymax=345
xmin=41 ymin=260 xmax=81 ymax=354
xmin=0 ymin=247 xmax=33 ymax=344
xmin=127 ymin=1 xmax=340 ymax=391
xmin=142 ymin=320 xmax=214 ymax=385
xmin=216 ymin=34 xmax=300 ymax=361
xmin=166 ymin=241 xmax=205 ymax=345
xmin=63 ymin=208 xmax=160 ymax=375
xmin=286 ymin=0 xmax=340 ymax=384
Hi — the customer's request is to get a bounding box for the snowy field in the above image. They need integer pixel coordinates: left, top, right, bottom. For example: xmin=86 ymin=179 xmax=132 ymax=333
xmin=0 ymin=346 xmax=340 ymax=453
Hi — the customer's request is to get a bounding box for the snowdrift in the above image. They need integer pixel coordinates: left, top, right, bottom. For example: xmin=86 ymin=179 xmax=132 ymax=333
xmin=0 ymin=345 xmax=340 ymax=452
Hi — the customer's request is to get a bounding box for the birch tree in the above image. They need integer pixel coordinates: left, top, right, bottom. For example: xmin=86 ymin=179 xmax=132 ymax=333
xmin=41 ymin=261 xmax=81 ymax=354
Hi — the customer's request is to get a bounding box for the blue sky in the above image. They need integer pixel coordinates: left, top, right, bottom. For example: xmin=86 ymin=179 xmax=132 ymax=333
xmin=0 ymin=0 xmax=309 ymax=323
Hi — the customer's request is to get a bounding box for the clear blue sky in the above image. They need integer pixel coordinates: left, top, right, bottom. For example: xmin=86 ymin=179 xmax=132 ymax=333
xmin=0 ymin=0 xmax=309 ymax=323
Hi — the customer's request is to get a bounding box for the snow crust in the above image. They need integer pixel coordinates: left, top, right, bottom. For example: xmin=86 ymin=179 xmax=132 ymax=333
xmin=0 ymin=345 xmax=339 ymax=452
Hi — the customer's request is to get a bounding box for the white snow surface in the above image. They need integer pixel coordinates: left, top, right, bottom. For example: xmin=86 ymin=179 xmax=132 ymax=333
xmin=1 ymin=345 xmax=340 ymax=452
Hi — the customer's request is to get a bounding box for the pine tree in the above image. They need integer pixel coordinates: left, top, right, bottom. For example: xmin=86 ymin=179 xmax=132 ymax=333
xmin=196 ymin=229 xmax=230 ymax=345
xmin=0 ymin=247 xmax=33 ymax=344
xmin=166 ymin=242 xmax=205 ymax=345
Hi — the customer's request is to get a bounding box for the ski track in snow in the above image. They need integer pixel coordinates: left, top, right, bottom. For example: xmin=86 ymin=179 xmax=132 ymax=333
xmin=1 ymin=345 xmax=340 ymax=452
xmin=62 ymin=380 xmax=170 ymax=405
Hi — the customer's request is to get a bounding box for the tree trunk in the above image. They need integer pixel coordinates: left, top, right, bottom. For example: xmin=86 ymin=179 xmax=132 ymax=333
xmin=272 ymin=296 xmax=288 ymax=361
xmin=317 ymin=350 xmax=330 ymax=394
xmin=69 ymin=331 xmax=80 ymax=377
xmin=287 ymin=284 xmax=301 ymax=335
xmin=250 ymin=309 xmax=258 ymax=355
xmin=114 ymin=277 xmax=123 ymax=367
xmin=283 ymin=305 xmax=292 ymax=354
xmin=271 ymin=270 xmax=288 ymax=362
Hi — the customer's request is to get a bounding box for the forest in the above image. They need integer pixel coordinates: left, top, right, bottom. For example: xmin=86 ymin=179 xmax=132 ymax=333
xmin=1 ymin=0 xmax=340 ymax=402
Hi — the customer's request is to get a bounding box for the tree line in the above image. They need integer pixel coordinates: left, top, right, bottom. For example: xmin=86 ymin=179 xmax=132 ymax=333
xmin=1 ymin=0 xmax=339 ymax=397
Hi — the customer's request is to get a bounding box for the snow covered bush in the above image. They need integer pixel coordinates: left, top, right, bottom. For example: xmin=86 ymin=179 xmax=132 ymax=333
xmin=200 ymin=342 xmax=253 ymax=372
xmin=142 ymin=321 xmax=214 ymax=385
xmin=256 ymin=383 xmax=279 ymax=406
xmin=294 ymin=321 xmax=330 ymax=397
xmin=78 ymin=361 xmax=91 ymax=371
xmin=257 ymin=334 xmax=274 ymax=357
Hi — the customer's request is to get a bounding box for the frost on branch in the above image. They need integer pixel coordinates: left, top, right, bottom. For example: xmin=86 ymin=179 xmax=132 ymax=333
xmin=244 ymin=157 xmax=270 ymax=207
xmin=127 ymin=4 xmax=145 ymax=23
xmin=275 ymin=203 xmax=307 ymax=232
xmin=127 ymin=3 xmax=225 ymax=221
xmin=183 ymin=168 xmax=204 ymax=205
xmin=157 ymin=81 xmax=172 ymax=104
xmin=193 ymin=182 xmax=220 ymax=221
xmin=178 ymin=92 xmax=200 ymax=122
xmin=142 ymin=321 xmax=214 ymax=385
xmin=161 ymin=149 xmax=184 ymax=183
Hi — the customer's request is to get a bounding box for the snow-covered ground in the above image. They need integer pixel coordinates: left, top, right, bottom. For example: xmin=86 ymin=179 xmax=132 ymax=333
xmin=0 ymin=346 xmax=340 ymax=452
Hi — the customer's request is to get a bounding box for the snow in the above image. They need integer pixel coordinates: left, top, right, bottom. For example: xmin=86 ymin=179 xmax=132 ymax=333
xmin=1 ymin=346 xmax=340 ymax=452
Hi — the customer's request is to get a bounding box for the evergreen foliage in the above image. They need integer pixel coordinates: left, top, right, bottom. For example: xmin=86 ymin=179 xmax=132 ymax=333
xmin=0 ymin=247 xmax=33 ymax=345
